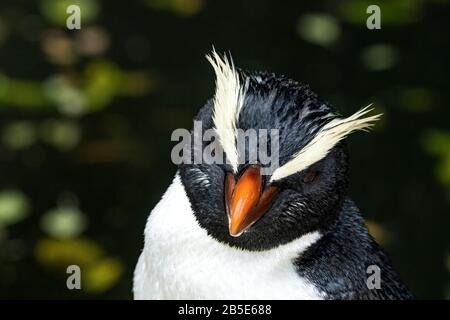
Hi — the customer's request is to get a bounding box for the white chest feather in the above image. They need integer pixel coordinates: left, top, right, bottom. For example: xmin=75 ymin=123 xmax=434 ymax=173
xmin=133 ymin=174 xmax=324 ymax=300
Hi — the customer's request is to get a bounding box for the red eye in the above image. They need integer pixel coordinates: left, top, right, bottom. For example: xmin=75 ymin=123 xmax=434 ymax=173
xmin=303 ymin=170 xmax=316 ymax=184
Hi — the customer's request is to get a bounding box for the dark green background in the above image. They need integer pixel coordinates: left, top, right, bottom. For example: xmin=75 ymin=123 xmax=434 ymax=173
xmin=0 ymin=0 xmax=449 ymax=299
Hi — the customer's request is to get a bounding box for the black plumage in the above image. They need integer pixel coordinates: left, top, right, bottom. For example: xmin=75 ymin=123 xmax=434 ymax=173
xmin=295 ymin=198 xmax=413 ymax=299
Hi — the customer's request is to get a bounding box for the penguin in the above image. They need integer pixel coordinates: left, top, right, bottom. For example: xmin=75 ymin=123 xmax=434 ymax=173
xmin=133 ymin=51 xmax=413 ymax=300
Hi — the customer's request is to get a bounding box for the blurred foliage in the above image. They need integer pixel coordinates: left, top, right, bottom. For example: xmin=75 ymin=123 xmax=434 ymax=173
xmin=360 ymin=44 xmax=398 ymax=71
xmin=144 ymin=0 xmax=205 ymax=17
xmin=339 ymin=0 xmax=424 ymax=25
xmin=399 ymin=87 xmax=435 ymax=113
xmin=35 ymin=238 xmax=123 ymax=294
xmin=0 ymin=61 xmax=155 ymax=114
xmin=365 ymin=219 xmax=392 ymax=246
xmin=40 ymin=205 xmax=87 ymax=239
xmin=41 ymin=0 xmax=100 ymax=26
xmin=422 ymin=130 xmax=450 ymax=189
xmin=296 ymin=14 xmax=341 ymax=47
xmin=0 ymin=75 xmax=48 ymax=108
xmin=0 ymin=0 xmax=448 ymax=299
xmin=0 ymin=190 xmax=30 ymax=226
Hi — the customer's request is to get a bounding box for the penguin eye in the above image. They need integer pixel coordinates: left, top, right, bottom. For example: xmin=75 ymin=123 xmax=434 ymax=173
xmin=302 ymin=170 xmax=316 ymax=184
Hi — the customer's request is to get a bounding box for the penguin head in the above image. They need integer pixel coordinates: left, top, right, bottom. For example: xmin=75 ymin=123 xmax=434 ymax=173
xmin=179 ymin=51 xmax=380 ymax=250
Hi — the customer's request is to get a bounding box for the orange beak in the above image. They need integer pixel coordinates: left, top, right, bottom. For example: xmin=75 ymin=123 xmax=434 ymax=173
xmin=225 ymin=165 xmax=278 ymax=237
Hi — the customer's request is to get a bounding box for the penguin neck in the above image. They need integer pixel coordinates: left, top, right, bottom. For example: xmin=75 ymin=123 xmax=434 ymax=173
xmin=292 ymin=198 xmax=376 ymax=284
